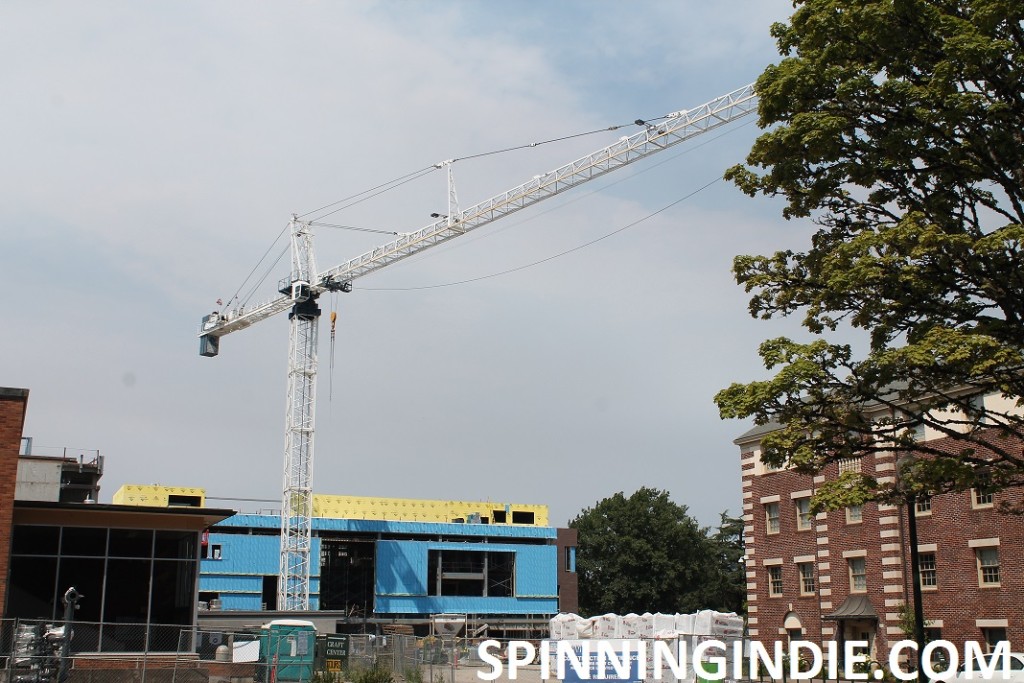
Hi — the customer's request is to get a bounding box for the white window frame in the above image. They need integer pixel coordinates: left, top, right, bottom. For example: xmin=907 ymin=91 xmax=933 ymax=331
xmin=918 ymin=552 xmax=937 ymax=590
xmin=765 ymin=502 xmax=780 ymax=535
xmin=848 ymin=557 xmax=867 ymax=593
xmin=798 ymin=562 xmax=816 ymax=595
xmin=972 ymin=488 xmax=994 ymax=509
xmin=795 ymin=498 xmax=812 ymax=531
xmin=846 ymin=504 xmax=863 ymax=524
xmin=977 ymin=547 xmax=1000 ymax=587
xmin=768 ymin=565 xmax=783 ymax=596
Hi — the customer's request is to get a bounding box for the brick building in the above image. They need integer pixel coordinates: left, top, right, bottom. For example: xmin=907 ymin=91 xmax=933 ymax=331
xmin=0 ymin=387 xmax=30 ymax=613
xmin=738 ymin=390 xmax=1024 ymax=667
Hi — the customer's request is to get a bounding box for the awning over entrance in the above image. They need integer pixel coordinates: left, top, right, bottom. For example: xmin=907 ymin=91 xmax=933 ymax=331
xmin=825 ymin=595 xmax=879 ymax=620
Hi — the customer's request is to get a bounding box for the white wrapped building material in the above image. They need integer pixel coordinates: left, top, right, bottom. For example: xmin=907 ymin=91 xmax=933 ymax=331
xmin=674 ymin=612 xmax=695 ymax=635
xmin=591 ymin=613 xmax=620 ymax=639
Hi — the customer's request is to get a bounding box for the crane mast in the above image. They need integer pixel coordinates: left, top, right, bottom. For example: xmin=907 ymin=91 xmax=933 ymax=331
xmin=199 ymin=83 xmax=757 ymax=610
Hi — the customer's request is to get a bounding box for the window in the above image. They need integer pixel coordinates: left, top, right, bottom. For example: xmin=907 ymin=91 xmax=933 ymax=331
xmin=897 ymin=411 xmax=927 ymax=441
xmin=838 ymin=457 xmax=862 ymax=474
xmin=915 ymin=497 xmax=932 ymax=515
xmin=798 ymin=562 xmax=816 ymax=595
xmin=511 ymin=510 xmax=535 ymax=524
xmin=848 ymin=557 xmax=867 ymax=592
xmin=768 ymin=566 xmax=783 ymax=596
xmin=982 ymin=628 xmax=1008 ymax=654
xmin=564 ymin=547 xmax=576 ymax=573
xmin=918 ymin=552 xmax=937 ymax=589
xmin=846 ymin=504 xmax=863 ymax=524
xmin=765 ymin=503 xmax=780 ymax=534
xmin=977 ymin=548 xmax=1000 ymax=586
xmin=428 ymin=549 xmax=515 ymax=597
xmin=972 ymin=489 xmax=994 ymax=508
xmin=201 ymin=543 xmax=222 ymax=560
xmin=795 ymin=498 xmax=812 ymax=531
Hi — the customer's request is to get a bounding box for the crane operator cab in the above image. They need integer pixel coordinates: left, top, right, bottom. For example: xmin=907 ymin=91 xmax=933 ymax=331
xmin=290 ymin=280 xmax=311 ymax=303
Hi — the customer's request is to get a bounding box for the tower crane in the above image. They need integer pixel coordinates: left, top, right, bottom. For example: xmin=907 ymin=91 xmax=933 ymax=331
xmin=198 ymin=83 xmax=757 ymax=611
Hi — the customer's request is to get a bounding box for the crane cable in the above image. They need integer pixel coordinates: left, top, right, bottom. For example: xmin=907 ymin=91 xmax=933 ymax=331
xmin=329 ymin=295 xmax=338 ymax=401
xmin=221 ymin=114 xmax=679 ymax=306
xmin=357 ymin=176 xmax=723 ymax=291
xmin=356 ymin=119 xmax=754 ymax=291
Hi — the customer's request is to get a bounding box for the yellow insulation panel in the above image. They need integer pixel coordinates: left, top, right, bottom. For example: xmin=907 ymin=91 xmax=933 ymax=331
xmin=112 ymin=484 xmax=206 ymax=508
xmin=312 ymin=494 xmax=548 ymax=525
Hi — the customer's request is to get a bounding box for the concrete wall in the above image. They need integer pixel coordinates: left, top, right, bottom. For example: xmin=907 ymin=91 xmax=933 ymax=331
xmin=15 ymin=458 xmax=61 ymax=502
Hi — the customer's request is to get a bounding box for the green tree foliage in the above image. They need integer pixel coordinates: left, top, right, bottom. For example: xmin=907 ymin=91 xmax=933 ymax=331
xmin=715 ymin=0 xmax=1024 ymax=506
xmin=699 ymin=512 xmax=746 ymax=614
xmin=569 ymin=488 xmax=743 ymax=616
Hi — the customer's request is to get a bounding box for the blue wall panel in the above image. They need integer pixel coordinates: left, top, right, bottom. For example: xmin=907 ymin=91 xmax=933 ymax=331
xmin=376 ymin=596 xmax=558 ymax=615
xmin=515 ymin=545 xmax=557 ymax=597
xmin=201 ymin=575 xmax=263 ymax=593
xmin=216 ymin=515 xmax=556 ymax=540
xmin=220 ymin=593 xmax=263 ymax=610
xmin=376 ymin=541 xmax=428 ymax=596
xmin=202 ymin=533 xmax=277 ymax=574
xmin=374 ymin=540 xmax=557 ymax=614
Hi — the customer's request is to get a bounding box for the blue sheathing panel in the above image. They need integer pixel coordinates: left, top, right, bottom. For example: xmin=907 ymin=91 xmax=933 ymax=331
xmin=215 ymin=515 xmax=556 ymax=539
xmin=376 ymin=541 xmax=428 ymax=596
xmin=202 ymin=533 xmax=279 ymax=575
xmin=376 ymin=596 xmax=558 ymax=614
xmin=374 ymin=540 xmax=557 ymax=615
xmin=514 ymin=545 xmax=558 ymax=597
xmin=200 ymin=530 xmax=321 ymax=607
xmin=220 ymin=593 xmax=264 ymax=610
xmin=201 ymin=575 xmax=263 ymax=593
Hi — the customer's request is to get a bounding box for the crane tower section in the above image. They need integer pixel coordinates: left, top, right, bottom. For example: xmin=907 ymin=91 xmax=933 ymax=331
xmin=199 ymin=83 xmax=757 ymax=610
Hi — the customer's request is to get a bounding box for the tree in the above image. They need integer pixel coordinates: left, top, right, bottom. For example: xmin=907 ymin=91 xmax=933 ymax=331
xmin=715 ymin=0 xmax=1024 ymax=506
xmin=698 ymin=513 xmax=746 ymax=615
xmin=570 ymin=487 xmax=727 ymax=616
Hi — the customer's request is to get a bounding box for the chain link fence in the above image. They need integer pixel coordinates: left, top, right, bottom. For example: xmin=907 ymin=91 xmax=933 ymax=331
xmin=0 ymin=619 xmax=752 ymax=683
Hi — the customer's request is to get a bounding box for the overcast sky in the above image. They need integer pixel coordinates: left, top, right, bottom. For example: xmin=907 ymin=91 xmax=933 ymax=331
xmin=3 ymin=1 xmax=812 ymax=528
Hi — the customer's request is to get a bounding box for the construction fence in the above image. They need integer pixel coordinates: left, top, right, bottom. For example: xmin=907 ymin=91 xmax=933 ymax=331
xmin=0 ymin=620 xmax=525 ymax=683
xmin=0 ymin=620 xmax=755 ymax=683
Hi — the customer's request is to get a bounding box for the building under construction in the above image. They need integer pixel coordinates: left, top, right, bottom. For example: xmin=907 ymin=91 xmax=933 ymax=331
xmin=114 ymin=485 xmax=578 ymax=638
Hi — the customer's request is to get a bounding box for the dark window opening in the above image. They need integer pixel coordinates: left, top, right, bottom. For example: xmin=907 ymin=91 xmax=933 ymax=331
xmin=104 ymin=559 xmax=151 ymax=623
xmin=109 ymin=529 xmax=153 ymax=558
xmin=492 ymin=510 xmax=507 ymax=524
xmin=511 ymin=511 xmax=534 ymax=525
xmin=200 ymin=543 xmax=222 ymax=560
xmin=167 ymin=494 xmax=202 ymax=507
xmin=11 ymin=525 xmax=60 ymax=555
xmin=427 ymin=550 xmax=514 ymax=597
xmin=57 ymin=557 xmax=104 ymax=623
xmin=155 ymin=530 xmax=197 ymax=559
xmin=7 ymin=556 xmax=58 ymax=619
xmin=262 ymin=576 xmax=278 ymax=610
xmin=61 ymin=527 xmax=107 ymax=556
xmin=151 ymin=560 xmax=195 ymax=625
xmin=319 ymin=541 xmax=374 ymax=615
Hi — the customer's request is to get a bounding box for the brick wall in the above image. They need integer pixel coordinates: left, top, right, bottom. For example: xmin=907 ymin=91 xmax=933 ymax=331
xmin=0 ymin=387 xmax=29 ymax=615
xmin=740 ymin=426 xmax=1024 ymax=667
xmin=556 ymin=527 xmax=579 ymax=614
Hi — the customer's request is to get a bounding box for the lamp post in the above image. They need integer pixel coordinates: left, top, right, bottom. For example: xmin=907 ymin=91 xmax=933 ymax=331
xmin=897 ymin=456 xmax=927 ymax=683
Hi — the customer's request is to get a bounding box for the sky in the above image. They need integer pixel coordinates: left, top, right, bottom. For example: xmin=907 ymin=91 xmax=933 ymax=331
xmin=2 ymin=1 xmax=813 ymax=528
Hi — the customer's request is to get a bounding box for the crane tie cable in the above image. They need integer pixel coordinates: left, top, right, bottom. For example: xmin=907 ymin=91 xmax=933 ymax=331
xmin=358 ymin=176 xmax=723 ymax=291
